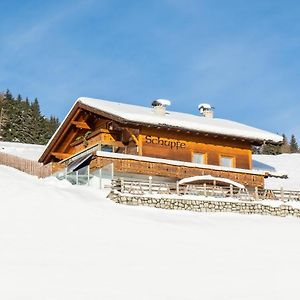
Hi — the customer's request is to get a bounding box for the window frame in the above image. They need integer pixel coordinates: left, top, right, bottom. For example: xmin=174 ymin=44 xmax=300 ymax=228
xmin=219 ymin=155 xmax=236 ymax=168
xmin=192 ymin=152 xmax=207 ymax=165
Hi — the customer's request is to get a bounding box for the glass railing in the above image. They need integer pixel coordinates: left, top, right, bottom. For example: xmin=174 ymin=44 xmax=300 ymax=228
xmin=55 ymin=162 xmax=114 ymax=189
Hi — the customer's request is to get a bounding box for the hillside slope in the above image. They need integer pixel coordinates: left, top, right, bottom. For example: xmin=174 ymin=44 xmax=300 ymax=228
xmin=1 ymin=165 xmax=300 ymax=299
xmin=253 ymin=154 xmax=300 ymax=190
xmin=0 ymin=141 xmax=45 ymax=161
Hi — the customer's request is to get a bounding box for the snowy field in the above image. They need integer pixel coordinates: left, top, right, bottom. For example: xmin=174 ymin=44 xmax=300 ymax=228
xmin=1 ymin=165 xmax=300 ymax=300
xmin=0 ymin=142 xmax=300 ymax=299
xmin=253 ymin=154 xmax=300 ymax=190
xmin=0 ymin=141 xmax=45 ymax=161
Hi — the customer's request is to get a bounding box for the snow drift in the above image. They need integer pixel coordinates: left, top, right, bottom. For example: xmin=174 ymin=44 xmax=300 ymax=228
xmin=1 ymin=161 xmax=300 ymax=299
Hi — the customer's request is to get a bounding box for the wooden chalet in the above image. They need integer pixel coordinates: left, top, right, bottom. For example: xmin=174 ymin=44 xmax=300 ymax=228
xmin=39 ymin=98 xmax=283 ymax=188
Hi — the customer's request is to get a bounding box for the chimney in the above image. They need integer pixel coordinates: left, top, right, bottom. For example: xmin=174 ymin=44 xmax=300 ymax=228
xmin=152 ymin=99 xmax=171 ymax=116
xmin=198 ymin=103 xmax=214 ymax=118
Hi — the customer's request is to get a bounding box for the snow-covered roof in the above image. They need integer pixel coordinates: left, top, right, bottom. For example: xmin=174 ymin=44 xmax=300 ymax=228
xmin=78 ymin=97 xmax=282 ymax=144
xmin=152 ymin=99 xmax=171 ymax=107
xmin=198 ymin=103 xmax=213 ymax=110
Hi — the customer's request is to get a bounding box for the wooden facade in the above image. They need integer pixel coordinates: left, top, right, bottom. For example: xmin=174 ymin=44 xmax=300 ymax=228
xmin=89 ymin=155 xmax=264 ymax=188
xmin=140 ymin=128 xmax=252 ymax=169
xmin=38 ymin=100 xmax=280 ymax=188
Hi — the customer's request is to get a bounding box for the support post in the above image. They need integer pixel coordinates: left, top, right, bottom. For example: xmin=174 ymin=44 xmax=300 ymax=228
xmin=230 ymin=184 xmax=233 ymax=198
xmin=254 ymin=186 xmax=259 ymax=201
xmin=149 ymin=176 xmax=153 ymax=194
xmin=138 ymin=135 xmax=143 ymax=156
xmin=176 ymin=181 xmax=180 ymax=195
xmin=281 ymin=187 xmax=284 ymax=202
xmin=111 ymin=163 xmax=114 ymax=180
xmin=212 ymin=180 xmax=216 ymax=196
xmin=204 ymin=183 xmax=207 ymax=197
xmin=64 ymin=166 xmax=68 ymax=180
xmin=99 ymin=168 xmax=102 ymax=189
xmin=121 ymin=178 xmax=124 ymax=193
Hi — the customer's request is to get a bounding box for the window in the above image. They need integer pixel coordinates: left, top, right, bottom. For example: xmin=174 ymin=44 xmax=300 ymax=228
xmin=220 ymin=156 xmax=234 ymax=168
xmin=192 ymin=153 xmax=206 ymax=164
xmin=100 ymin=144 xmax=113 ymax=152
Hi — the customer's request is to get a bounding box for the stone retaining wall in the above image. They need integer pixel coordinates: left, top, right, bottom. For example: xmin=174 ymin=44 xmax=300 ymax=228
xmin=109 ymin=191 xmax=300 ymax=218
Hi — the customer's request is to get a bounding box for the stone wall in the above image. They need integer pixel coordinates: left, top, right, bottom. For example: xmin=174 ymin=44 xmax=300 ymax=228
xmin=109 ymin=191 xmax=300 ymax=218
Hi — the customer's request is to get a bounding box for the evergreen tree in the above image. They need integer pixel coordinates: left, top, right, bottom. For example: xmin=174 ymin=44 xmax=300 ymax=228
xmin=31 ymin=98 xmax=40 ymax=118
xmin=261 ymin=142 xmax=282 ymax=155
xmin=281 ymin=134 xmax=290 ymax=153
xmin=4 ymin=89 xmax=13 ymax=101
xmin=290 ymin=134 xmax=299 ymax=153
xmin=0 ymin=93 xmax=8 ymax=140
xmin=16 ymin=94 xmax=22 ymax=102
xmin=25 ymin=97 xmax=30 ymax=109
xmin=0 ymin=89 xmax=60 ymax=144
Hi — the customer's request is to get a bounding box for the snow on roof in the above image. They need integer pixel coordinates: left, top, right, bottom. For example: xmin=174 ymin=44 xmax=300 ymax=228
xmin=152 ymin=99 xmax=171 ymax=107
xmin=0 ymin=141 xmax=45 ymax=161
xmin=198 ymin=103 xmax=213 ymax=110
xmin=78 ymin=97 xmax=282 ymax=143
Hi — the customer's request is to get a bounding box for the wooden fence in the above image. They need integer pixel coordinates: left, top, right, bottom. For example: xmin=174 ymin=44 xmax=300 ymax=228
xmin=112 ymin=178 xmax=300 ymax=203
xmin=0 ymin=152 xmax=52 ymax=178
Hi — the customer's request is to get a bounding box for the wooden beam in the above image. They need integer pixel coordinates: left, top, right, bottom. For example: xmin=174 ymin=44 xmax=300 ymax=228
xmin=138 ymin=135 xmax=143 ymax=156
xmin=51 ymin=152 xmax=71 ymax=160
xmin=72 ymin=121 xmax=91 ymax=130
xmin=126 ymin=128 xmax=139 ymax=145
xmin=130 ymin=133 xmax=139 ymax=145
xmin=60 ymin=113 xmax=91 ymax=153
xmin=100 ymin=140 xmax=125 ymax=147
xmin=123 ymin=128 xmax=141 ymax=155
xmin=40 ymin=104 xmax=82 ymax=164
xmin=60 ymin=127 xmax=79 ymax=153
xmin=54 ymin=108 xmax=83 ymax=154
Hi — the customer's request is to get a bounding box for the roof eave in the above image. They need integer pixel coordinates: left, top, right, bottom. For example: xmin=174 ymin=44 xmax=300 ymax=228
xmin=38 ymin=101 xmax=82 ymax=164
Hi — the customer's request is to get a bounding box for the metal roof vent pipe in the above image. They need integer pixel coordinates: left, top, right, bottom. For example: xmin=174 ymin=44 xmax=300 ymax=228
xmin=198 ymin=103 xmax=214 ymax=118
xmin=152 ymin=99 xmax=171 ymax=116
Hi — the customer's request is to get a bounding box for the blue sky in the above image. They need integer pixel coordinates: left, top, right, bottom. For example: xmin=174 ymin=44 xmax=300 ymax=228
xmin=1 ymin=0 xmax=300 ymax=139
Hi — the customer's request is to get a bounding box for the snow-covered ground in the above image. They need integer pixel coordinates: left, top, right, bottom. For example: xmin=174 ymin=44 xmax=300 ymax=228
xmin=0 ymin=141 xmax=45 ymax=161
xmin=0 ymin=142 xmax=300 ymax=299
xmin=253 ymin=154 xmax=300 ymax=190
xmin=1 ymin=165 xmax=300 ymax=300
